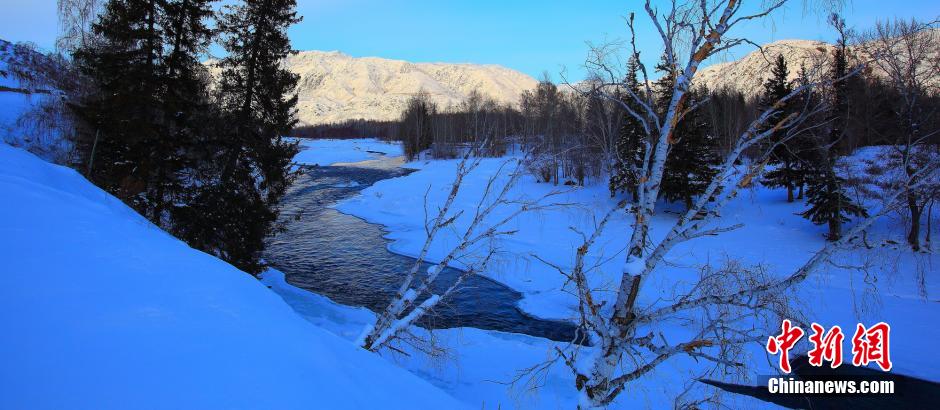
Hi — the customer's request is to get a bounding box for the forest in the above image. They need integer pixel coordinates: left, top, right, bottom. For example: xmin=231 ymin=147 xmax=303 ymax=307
xmin=1 ymin=0 xmax=938 ymax=408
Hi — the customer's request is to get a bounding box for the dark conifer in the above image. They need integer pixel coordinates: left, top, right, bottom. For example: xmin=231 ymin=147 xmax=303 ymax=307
xmin=800 ymin=14 xmax=867 ymax=240
xmin=74 ymin=0 xmax=216 ymax=226
xmin=654 ymin=56 xmax=720 ymax=209
xmin=73 ymin=0 xmax=167 ymax=215
xmin=800 ymin=166 xmax=868 ymax=240
xmin=175 ymin=0 xmax=301 ymax=274
xmin=156 ymin=0 xmax=216 ymax=223
xmin=759 ymin=54 xmax=804 ymax=202
xmin=609 ymin=54 xmax=646 ymax=200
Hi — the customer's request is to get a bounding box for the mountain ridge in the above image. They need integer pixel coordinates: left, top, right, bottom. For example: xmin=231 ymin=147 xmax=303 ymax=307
xmin=284 ymin=50 xmax=539 ymax=125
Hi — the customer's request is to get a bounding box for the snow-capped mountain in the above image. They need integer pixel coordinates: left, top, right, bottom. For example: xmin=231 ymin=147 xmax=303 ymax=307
xmin=285 ymin=51 xmax=538 ymax=125
xmin=696 ymin=39 xmax=835 ymax=96
xmin=696 ymin=30 xmax=939 ymax=96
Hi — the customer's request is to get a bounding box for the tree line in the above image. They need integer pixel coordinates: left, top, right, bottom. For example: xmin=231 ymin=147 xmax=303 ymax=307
xmin=381 ymin=18 xmax=938 ymax=250
xmin=355 ymin=9 xmax=938 ymax=407
xmin=53 ymin=0 xmax=302 ymax=274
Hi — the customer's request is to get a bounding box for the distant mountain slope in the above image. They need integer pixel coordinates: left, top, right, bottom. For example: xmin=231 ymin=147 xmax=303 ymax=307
xmin=284 ymin=51 xmax=538 ymax=125
xmin=697 ymin=39 xmax=834 ymax=96
xmin=697 ymin=30 xmax=940 ymax=96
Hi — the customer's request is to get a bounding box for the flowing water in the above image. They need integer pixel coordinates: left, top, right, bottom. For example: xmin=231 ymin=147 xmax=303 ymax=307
xmin=264 ymin=160 xmax=581 ymax=343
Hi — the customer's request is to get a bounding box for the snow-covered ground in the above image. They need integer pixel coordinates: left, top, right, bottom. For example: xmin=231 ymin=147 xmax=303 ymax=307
xmin=2 ymin=126 xmax=935 ymax=409
xmin=0 ymin=143 xmax=464 ymax=409
xmin=0 ymin=40 xmax=72 ymax=163
xmin=0 ymin=41 xmax=37 ymax=145
xmin=290 ymin=138 xmax=403 ymax=166
xmin=278 ymin=140 xmax=937 ymax=408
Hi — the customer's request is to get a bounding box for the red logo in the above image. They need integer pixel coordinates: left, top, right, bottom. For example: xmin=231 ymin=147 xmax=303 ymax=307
xmin=767 ymin=320 xmax=891 ymax=372
xmin=766 ymin=319 xmax=804 ymax=373
xmin=808 ymin=323 xmax=844 ymax=368
xmin=851 ymin=322 xmax=892 ymax=371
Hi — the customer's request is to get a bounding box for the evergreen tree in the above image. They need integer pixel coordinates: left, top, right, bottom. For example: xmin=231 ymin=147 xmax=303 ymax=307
xmin=176 ymin=0 xmax=301 ymax=274
xmin=74 ymin=0 xmax=215 ymax=225
xmin=609 ymin=54 xmax=646 ymax=200
xmin=73 ymin=0 xmax=300 ymax=274
xmin=74 ymin=0 xmax=167 ymax=216
xmin=800 ymin=166 xmax=868 ymax=240
xmin=653 ymin=56 xmax=720 ymax=209
xmin=800 ymin=15 xmax=867 ymax=240
xmin=790 ymin=64 xmax=818 ymax=200
xmin=758 ymin=55 xmax=803 ymax=202
xmin=155 ymin=0 xmax=216 ymax=223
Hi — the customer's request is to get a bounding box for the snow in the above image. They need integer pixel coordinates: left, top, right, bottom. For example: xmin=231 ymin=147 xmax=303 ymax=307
xmin=697 ymin=35 xmax=940 ymax=96
xmin=261 ymin=268 xmax=585 ymax=409
xmin=282 ymin=50 xmax=537 ymax=125
xmin=337 ymin=156 xmax=630 ymax=320
xmin=0 ymin=143 xmax=464 ymax=409
xmin=0 ymin=40 xmax=71 ymax=162
xmin=2 ymin=131 xmax=935 ymax=409
xmin=0 ymin=41 xmax=34 ymax=144
xmin=320 ymin=143 xmax=938 ymax=406
xmin=290 ymin=137 xmax=403 ymax=166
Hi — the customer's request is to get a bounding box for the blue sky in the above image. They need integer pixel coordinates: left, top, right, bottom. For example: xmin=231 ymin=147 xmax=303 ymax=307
xmin=1 ymin=0 xmax=938 ymax=80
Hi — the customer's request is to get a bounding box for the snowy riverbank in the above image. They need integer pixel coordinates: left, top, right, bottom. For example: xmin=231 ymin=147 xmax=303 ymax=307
xmin=0 ymin=142 xmax=463 ymax=409
xmin=7 ymin=134 xmax=930 ymax=409
xmin=291 ymin=137 xmax=403 ymax=166
xmin=277 ymin=139 xmax=939 ymax=408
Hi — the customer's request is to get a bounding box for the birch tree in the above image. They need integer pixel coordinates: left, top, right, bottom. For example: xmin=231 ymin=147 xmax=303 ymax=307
xmin=539 ymin=1 xmax=939 ymax=407
xmin=857 ymin=19 xmax=940 ymax=251
xmin=358 ymin=145 xmax=567 ymax=352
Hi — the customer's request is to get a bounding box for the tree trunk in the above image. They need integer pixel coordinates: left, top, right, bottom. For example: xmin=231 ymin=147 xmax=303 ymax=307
xmin=785 ymin=161 xmax=794 ymax=202
xmin=828 ymin=217 xmax=841 ymax=241
xmin=926 ymin=199 xmax=934 ymax=248
xmin=907 ymin=193 xmax=922 ymax=251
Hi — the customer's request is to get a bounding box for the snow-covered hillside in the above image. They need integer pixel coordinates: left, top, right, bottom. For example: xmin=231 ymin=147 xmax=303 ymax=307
xmin=697 ymin=39 xmax=833 ymax=95
xmin=0 ymin=143 xmax=463 ymax=409
xmin=282 ymin=51 xmax=538 ymax=125
xmin=0 ymin=39 xmax=72 ymax=163
xmin=0 ymin=39 xmax=40 ymax=146
xmin=697 ymin=30 xmax=940 ymax=96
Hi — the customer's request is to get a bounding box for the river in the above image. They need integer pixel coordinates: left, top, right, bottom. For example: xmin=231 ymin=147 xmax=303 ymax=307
xmin=264 ymin=158 xmax=581 ymax=343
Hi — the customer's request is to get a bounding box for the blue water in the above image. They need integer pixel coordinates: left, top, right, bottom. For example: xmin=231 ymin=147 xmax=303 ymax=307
xmin=265 ymin=163 xmax=582 ymax=343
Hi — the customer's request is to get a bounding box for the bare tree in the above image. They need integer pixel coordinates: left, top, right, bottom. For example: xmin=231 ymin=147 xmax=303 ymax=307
xmin=399 ymin=90 xmax=437 ymax=160
xmin=526 ymin=1 xmax=940 ymax=407
xmin=56 ymin=0 xmax=102 ymax=55
xmin=857 ymin=18 xmax=940 ymax=251
xmin=357 ymin=145 xmax=566 ymax=352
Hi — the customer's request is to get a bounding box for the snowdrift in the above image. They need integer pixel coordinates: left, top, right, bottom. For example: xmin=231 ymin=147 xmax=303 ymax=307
xmin=0 ymin=143 xmax=462 ymax=409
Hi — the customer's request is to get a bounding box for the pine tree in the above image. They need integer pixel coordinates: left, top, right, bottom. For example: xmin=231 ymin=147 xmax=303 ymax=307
xmin=74 ymin=0 xmax=215 ymax=225
xmin=800 ymin=15 xmax=867 ymax=240
xmin=74 ymin=0 xmax=166 ymax=215
xmin=790 ymin=64 xmax=817 ymax=200
xmin=759 ymin=55 xmax=803 ymax=202
xmin=800 ymin=166 xmax=868 ymax=240
xmin=609 ymin=54 xmax=646 ymax=200
xmin=662 ymin=87 xmax=720 ymax=209
xmin=177 ymin=0 xmax=301 ymax=274
xmin=654 ymin=56 xmax=720 ymax=209
xmin=155 ymin=0 xmax=216 ymax=224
